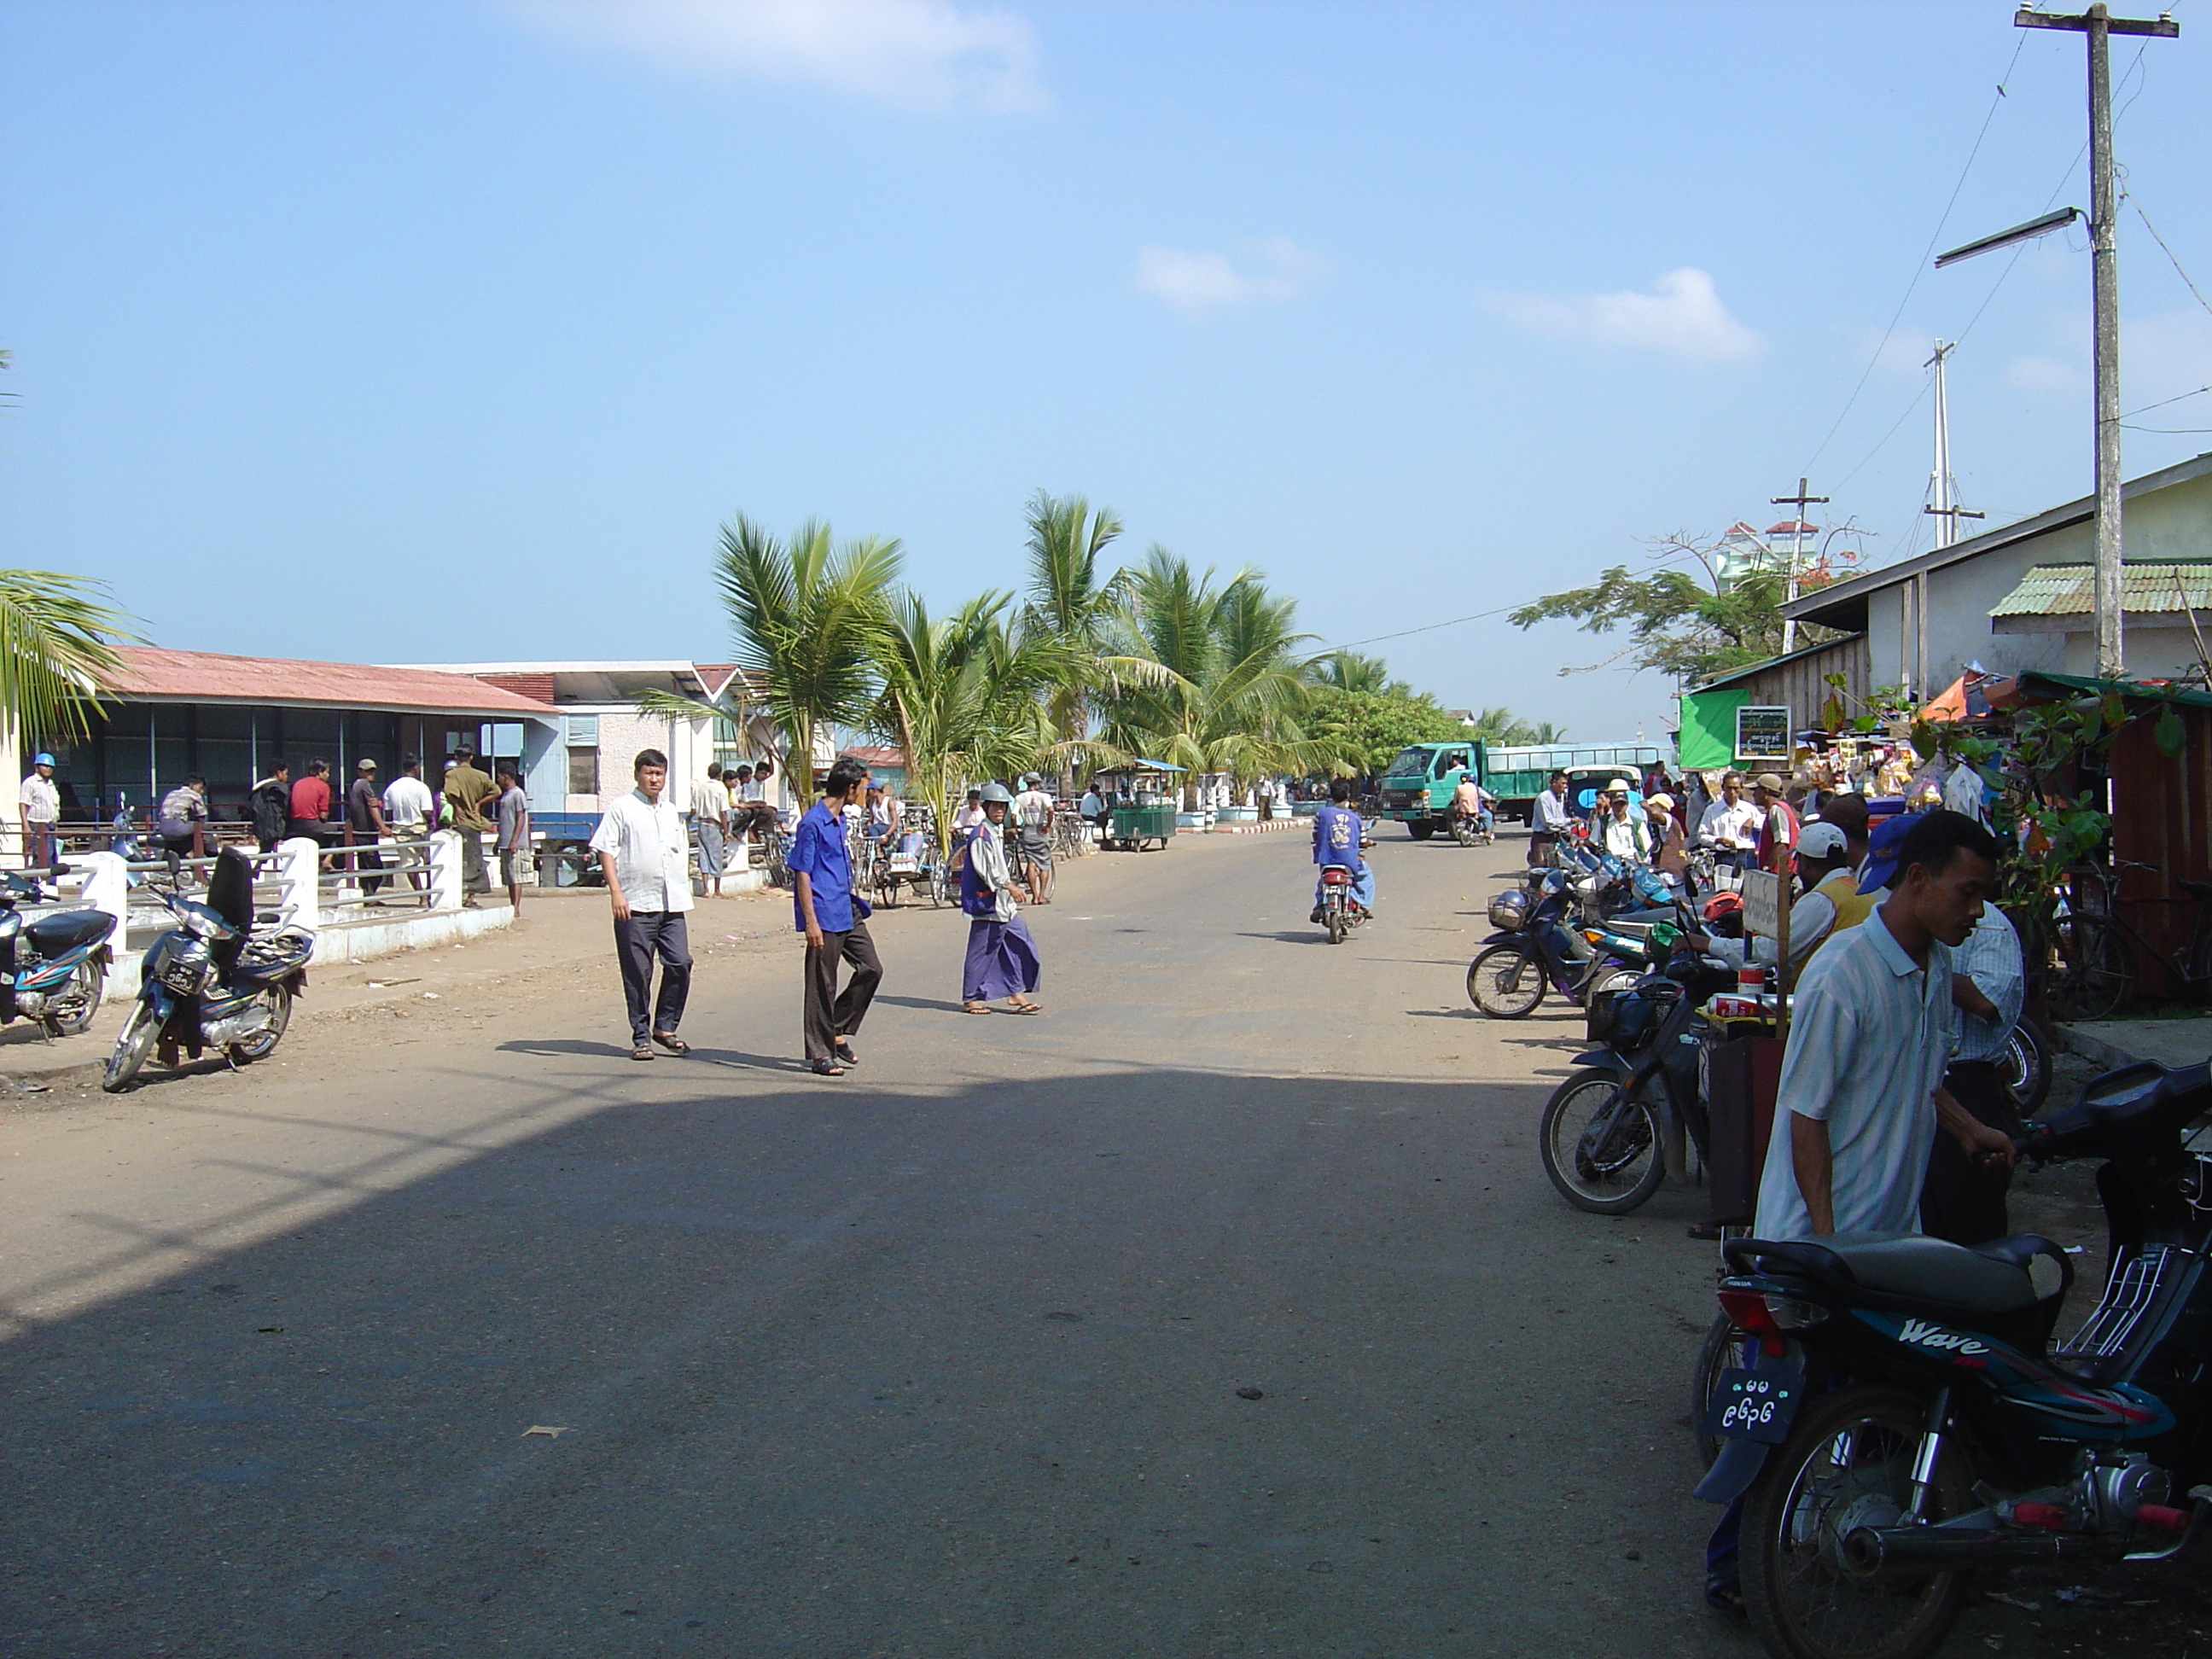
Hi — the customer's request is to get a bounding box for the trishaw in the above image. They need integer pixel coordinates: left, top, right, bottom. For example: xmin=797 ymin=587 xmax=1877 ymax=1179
xmin=856 ymin=802 xmax=951 ymax=908
xmin=1091 ymin=761 xmax=1183 ymax=852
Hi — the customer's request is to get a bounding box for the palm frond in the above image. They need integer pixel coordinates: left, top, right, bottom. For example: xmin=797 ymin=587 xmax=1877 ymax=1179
xmin=0 ymin=568 xmax=143 ymax=743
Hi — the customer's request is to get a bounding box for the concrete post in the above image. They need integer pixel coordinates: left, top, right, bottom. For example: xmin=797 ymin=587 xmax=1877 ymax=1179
xmin=75 ymin=852 xmax=129 ymax=1004
xmin=426 ymin=830 xmax=464 ymax=912
xmin=276 ymin=837 xmax=321 ymax=932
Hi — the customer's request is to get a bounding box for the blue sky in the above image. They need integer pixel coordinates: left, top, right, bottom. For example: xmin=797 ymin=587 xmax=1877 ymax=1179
xmin=4 ymin=0 xmax=2209 ymax=741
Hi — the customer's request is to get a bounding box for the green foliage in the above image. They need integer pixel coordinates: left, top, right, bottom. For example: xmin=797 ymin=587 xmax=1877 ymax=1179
xmin=1464 ymin=707 xmax=1566 ymax=746
xmin=1304 ymin=687 xmax=1467 ymax=776
xmin=1306 ymin=650 xmax=1409 ymax=696
xmin=0 ymin=568 xmax=142 ymax=745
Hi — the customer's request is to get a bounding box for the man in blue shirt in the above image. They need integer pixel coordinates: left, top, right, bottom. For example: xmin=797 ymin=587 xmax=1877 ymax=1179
xmin=789 ymin=755 xmax=882 ymax=1077
xmin=1308 ymin=777 xmax=1375 ymax=923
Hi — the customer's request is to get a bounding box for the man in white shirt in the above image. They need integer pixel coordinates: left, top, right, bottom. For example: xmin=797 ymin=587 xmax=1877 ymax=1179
xmin=1752 ymin=810 xmax=2017 ymax=1241
xmin=1529 ymin=769 xmax=1574 ymax=866
xmin=1924 ymin=903 xmax=2029 ymax=1244
xmin=381 ymin=754 xmax=436 ymax=893
xmin=1696 ymin=771 xmax=1762 ymax=875
xmin=19 ymin=752 xmax=61 ymax=871
xmin=1012 ymin=775 xmax=1057 ymax=905
xmin=690 ymin=763 xmax=731 ymax=898
xmin=590 ymin=748 xmax=696 ymax=1062
xmin=1594 ymin=782 xmax=1650 ymax=863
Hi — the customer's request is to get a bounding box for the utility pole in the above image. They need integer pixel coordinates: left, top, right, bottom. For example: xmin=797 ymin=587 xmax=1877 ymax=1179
xmin=2017 ymin=5 xmax=2179 ymax=678
xmin=1772 ymin=476 xmax=1828 ymax=654
xmin=1924 ymin=341 xmax=1987 ymax=550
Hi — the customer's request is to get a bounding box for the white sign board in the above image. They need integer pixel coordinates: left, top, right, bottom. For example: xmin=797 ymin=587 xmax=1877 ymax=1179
xmin=1740 ymin=869 xmax=1784 ymax=940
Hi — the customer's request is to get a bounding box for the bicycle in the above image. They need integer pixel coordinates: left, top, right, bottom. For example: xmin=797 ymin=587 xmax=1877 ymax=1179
xmin=2045 ymin=858 xmax=2212 ymax=1022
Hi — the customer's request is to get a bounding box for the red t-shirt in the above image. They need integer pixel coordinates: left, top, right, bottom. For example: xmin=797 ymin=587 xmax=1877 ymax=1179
xmin=290 ymin=774 xmax=331 ymax=821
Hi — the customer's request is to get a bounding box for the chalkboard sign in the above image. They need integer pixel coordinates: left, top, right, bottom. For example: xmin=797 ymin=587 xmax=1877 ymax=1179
xmin=1735 ymin=705 xmax=1792 ymax=762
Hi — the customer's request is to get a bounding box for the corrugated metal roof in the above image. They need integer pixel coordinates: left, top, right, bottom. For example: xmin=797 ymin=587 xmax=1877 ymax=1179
xmin=1989 ymin=562 xmax=2212 ymax=618
xmin=108 ymin=647 xmax=559 ymax=716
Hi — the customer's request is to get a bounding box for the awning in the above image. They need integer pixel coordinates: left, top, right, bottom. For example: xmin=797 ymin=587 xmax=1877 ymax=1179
xmin=1989 ymin=561 xmax=2212 ymax=632
xmin=1917 ymin=672 xmax=1994 ymax=724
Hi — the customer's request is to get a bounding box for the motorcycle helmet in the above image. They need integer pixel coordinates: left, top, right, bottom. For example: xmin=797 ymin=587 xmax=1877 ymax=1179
xmin=1701 ymin=891 xmax=1743 ymax=924
xmin=1487 ymin=889 xmax=1530 ymax=931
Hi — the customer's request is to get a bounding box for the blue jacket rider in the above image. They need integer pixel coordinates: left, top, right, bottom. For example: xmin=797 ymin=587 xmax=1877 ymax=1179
xmin=1309 ymin=778 xmax=1376 ymax=921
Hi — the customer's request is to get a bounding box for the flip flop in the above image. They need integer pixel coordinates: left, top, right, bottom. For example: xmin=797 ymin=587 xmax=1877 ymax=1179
xmin=833 ymin=1039 xmax=859 ymax=1067
xmin=1005 ymin=1000 xmax=1043 ymax=1015
xmin=808 ymin=1058 xmax=847 ymax=1078
xmin=962 ymin=1002 xmax=992 ymax=1015
xmin=652 ymin=1033 xmax=690 ymax=1055
xmin=631 ymin=1045 xmax=655 ymax=1062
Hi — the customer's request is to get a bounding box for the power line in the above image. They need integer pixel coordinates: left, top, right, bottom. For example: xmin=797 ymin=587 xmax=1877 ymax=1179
xmin=1798 ymin=33 xmax=2029 ymax=476
xmin=2125 ymin=384 xmax=2212 ymax=417
xmin=1324 ymin=606 xmax=1519 ymax=652
xmin=2132 ymin=198 xmax=2212 ymax=317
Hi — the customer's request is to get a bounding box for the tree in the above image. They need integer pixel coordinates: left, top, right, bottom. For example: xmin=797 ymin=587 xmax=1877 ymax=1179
xmin=643 ymin=515 xmax=903 ymax=774
xmin=1460 ymin=707 xmax=1569 ymax=746
xmin=1095 ymin=548 xmax=1338 ymax=801
xmin=1021 ymin=490 xmax=1127 ymax=780
xmin=1303 ymin=686 xmax=1467 ymax=777
xmin=1507 ymin=530 xmax=1838 ymax=687
xmin=1306 ymin=649 xmax=1409 ymax=696
xmin=0 ymin=569 xmax=140 ymax=748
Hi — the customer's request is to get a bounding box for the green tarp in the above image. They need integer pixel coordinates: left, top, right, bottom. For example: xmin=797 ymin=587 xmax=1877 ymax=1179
xmin=1677 ymin=690 xmax=1748 ymax=771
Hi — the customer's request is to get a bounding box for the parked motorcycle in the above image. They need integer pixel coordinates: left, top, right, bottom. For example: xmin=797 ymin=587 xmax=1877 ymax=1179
xmin=1538 ymin=948 xmax=1737 ymax=1213
xmin=1702 ymin=1055 xmax=2212 ymax=1659
xmin=1467 ymin=866 xmax=1671 ymax=1018
xmin=103 ymin=847 xmax=313 ymax=1092
xmin=0 ymin=870 xmax=114 ymax=1038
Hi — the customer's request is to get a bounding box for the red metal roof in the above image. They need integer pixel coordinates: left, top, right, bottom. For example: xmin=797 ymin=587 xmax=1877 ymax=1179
xmin=107 ymin=647 xmax=559 ymax=716
xmin=843 ymin=745 xmax=907 ymax=767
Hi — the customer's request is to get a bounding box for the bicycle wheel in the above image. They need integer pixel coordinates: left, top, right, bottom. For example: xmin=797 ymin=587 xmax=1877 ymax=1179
xmin=2047 ymin=912 xmax=2133 ymax=1022
xmin=1467 ymin=942 xmax=1546 ymax=1018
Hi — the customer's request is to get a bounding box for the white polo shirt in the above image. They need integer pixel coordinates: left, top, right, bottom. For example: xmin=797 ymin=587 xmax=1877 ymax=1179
xmin=20 ymin=774 xmax=60 ymax=824
xmin=1754 ymin=911 xmax=1954 ymax=1239
xmin=589 ymin=788 xmax=694 ymax=914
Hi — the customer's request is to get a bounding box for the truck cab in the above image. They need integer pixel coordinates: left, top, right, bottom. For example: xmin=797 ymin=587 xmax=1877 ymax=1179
xmin=1375 ymin=742 xmax=1484 ymax=841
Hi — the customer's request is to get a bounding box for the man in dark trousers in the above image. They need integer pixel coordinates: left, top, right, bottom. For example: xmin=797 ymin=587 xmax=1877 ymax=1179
xmin=589 ymin=748 xmax=693 ymax=1062
xmin=250 ymin=762 xmax=291 ymax=853
xmin=789 ymin=755 xmax=881 ymax=1078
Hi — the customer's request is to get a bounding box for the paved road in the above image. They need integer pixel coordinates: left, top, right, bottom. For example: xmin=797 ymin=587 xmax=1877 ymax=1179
xmin=0 ymin=828 xmax=2139 ymax=1658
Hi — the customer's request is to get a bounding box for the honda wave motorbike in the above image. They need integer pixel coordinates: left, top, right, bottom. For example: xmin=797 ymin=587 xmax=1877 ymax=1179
xmin=1467 ymin=862 xmax=1670 ymax=1019
xmin=103 ymin=847 xmax=313 ymax=1092
xmin=1449 ymin=807 xmax=1493 ymax=847
xmin=1701 ymin=1056 xmax=2212 ymax=1659
xmin=1317 ymin=864 xmax=1369 ymax=944
xmin=0 ymin=870 xmax=114 ymax=1038
xmin=1539 ymin=946 xmax=1735 ymax=1214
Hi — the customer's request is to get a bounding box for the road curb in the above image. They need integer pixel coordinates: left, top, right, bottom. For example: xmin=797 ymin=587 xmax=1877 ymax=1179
xmin=2053 ymin=1022 xmax=2138 ymax=1070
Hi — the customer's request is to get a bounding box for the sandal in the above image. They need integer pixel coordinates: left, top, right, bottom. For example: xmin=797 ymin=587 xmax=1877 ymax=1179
xmin=808 ymin=1058 xmax=847 ymax=1078
xmin=962 ymin=1002 xmax=992 ymax=1015
xmin=1005 ymin=998 xmax=1043 ymax=1015
xmin=833 ymin=1039 xmax=859 ymax=1068
xmin=653 ymin=1033 xmax=690 ymax=1055
xmin=631 ymin=1044 xmax=655 ymax=1062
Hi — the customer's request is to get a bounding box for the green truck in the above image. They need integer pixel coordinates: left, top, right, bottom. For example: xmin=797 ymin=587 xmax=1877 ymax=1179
xmin=1373 ymin=740 xmax=1487 ymax=839
xmin=1374 ymin=740 xmax=1665 ymax=837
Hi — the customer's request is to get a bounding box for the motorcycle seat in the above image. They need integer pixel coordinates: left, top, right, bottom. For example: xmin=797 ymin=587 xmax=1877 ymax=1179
xmin=23 ymin=908 xmax=113 ymax=955
xmin=1741 ymin=1231 xmax=2073 ymax=1315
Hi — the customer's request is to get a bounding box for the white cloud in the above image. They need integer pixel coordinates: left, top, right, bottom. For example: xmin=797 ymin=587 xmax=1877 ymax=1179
xmin=502 ymin=0 xmax=1044 ymax=113
xmin=1476 ymin=267 xmax=1763 ymax=364
xmin=1132 ymin=236 xmax=1326 ymax=317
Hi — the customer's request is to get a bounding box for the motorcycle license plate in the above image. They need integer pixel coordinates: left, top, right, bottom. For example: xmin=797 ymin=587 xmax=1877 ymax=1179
xmin=1705 ymin=1368 xmax=1802 ymax=1446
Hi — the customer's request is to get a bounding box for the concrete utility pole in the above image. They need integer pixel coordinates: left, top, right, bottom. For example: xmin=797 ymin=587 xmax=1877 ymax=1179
xmin=2016 ymin=5 xmax=2179 ymax=678
xmin=1924 ymin=341 xmax=1986 ymax=550
xmin=1771 ymin=477 xmax=1828 ymax=654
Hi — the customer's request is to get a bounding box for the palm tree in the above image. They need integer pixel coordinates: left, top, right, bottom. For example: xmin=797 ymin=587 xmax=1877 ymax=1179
xmin=1307 ymin=649 xmax=1408 ymax=696
xmin=1021 ymin=490 xmax=1126 ymax=784
xmin=0 ymin=568 xmax=140 ymax=749
xmin=870 ymin=591 xmax=1079 ymax=853
xmin=643 ymin=515 xmax=901 ymax=777
xmin=1097 ymin=549 xmax=1337 ymax=804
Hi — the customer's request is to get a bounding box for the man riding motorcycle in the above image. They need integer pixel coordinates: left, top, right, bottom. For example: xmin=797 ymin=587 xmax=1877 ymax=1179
xmin=1309 ymin=778 xmax=1375 ymax=923
xmin=1450 ymin=774 xmax=1495 ymax=838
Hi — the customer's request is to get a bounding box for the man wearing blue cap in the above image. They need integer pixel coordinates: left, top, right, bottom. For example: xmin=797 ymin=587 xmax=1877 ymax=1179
xmin=19 ymin=752 xmax=60 ymax=871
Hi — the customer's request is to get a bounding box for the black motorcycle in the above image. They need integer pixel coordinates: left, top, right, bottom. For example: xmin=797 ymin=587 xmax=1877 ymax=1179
xmin=1538 ymin=948 xmax=1737 ymax=1214
xmin=1467 ymin=856 xmax=1675 ymax=1019
xmin=103 ymin=847 xmax=313 ymax=1092
xmin=1701 ymin=1056 xmax=2212 ymax=1659
xmin=0 ymin=869 xmax=115 ymax=1038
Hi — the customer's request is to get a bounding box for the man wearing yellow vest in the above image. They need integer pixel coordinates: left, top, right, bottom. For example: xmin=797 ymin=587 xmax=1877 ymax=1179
xmin=1685 ymin=816 xmax=1873 ymax=970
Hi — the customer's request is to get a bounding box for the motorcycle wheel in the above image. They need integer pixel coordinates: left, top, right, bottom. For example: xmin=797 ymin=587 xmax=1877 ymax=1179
xmin=1451 ymin=818 xmax=1475 ymax=847
xmin=1324 ymin=899 xmax=1346 ymax=945
xmin=1996 ymin=1021 xmax=2052 ymax=1118
xmin=1467 ymin=943 xmax=1545 ymax=1018
xmin=1740 ymin=1383 xmax=1972 ymax=1659
xmin=1583 ymin=963 xmax=1643 ymax=1004
xmin=102 ymin=1000 xmax=160 ymax=1094
xmin=1691 ymin=1314 xmax=1749 ymax=1469
xmin=1539 ymin=1068 xmax=1666 ymax=1213
xmin=229 ymin=983 xmax=293 ymax=1063
xmin=44 ymin=957 xmax=106 ymax=1038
